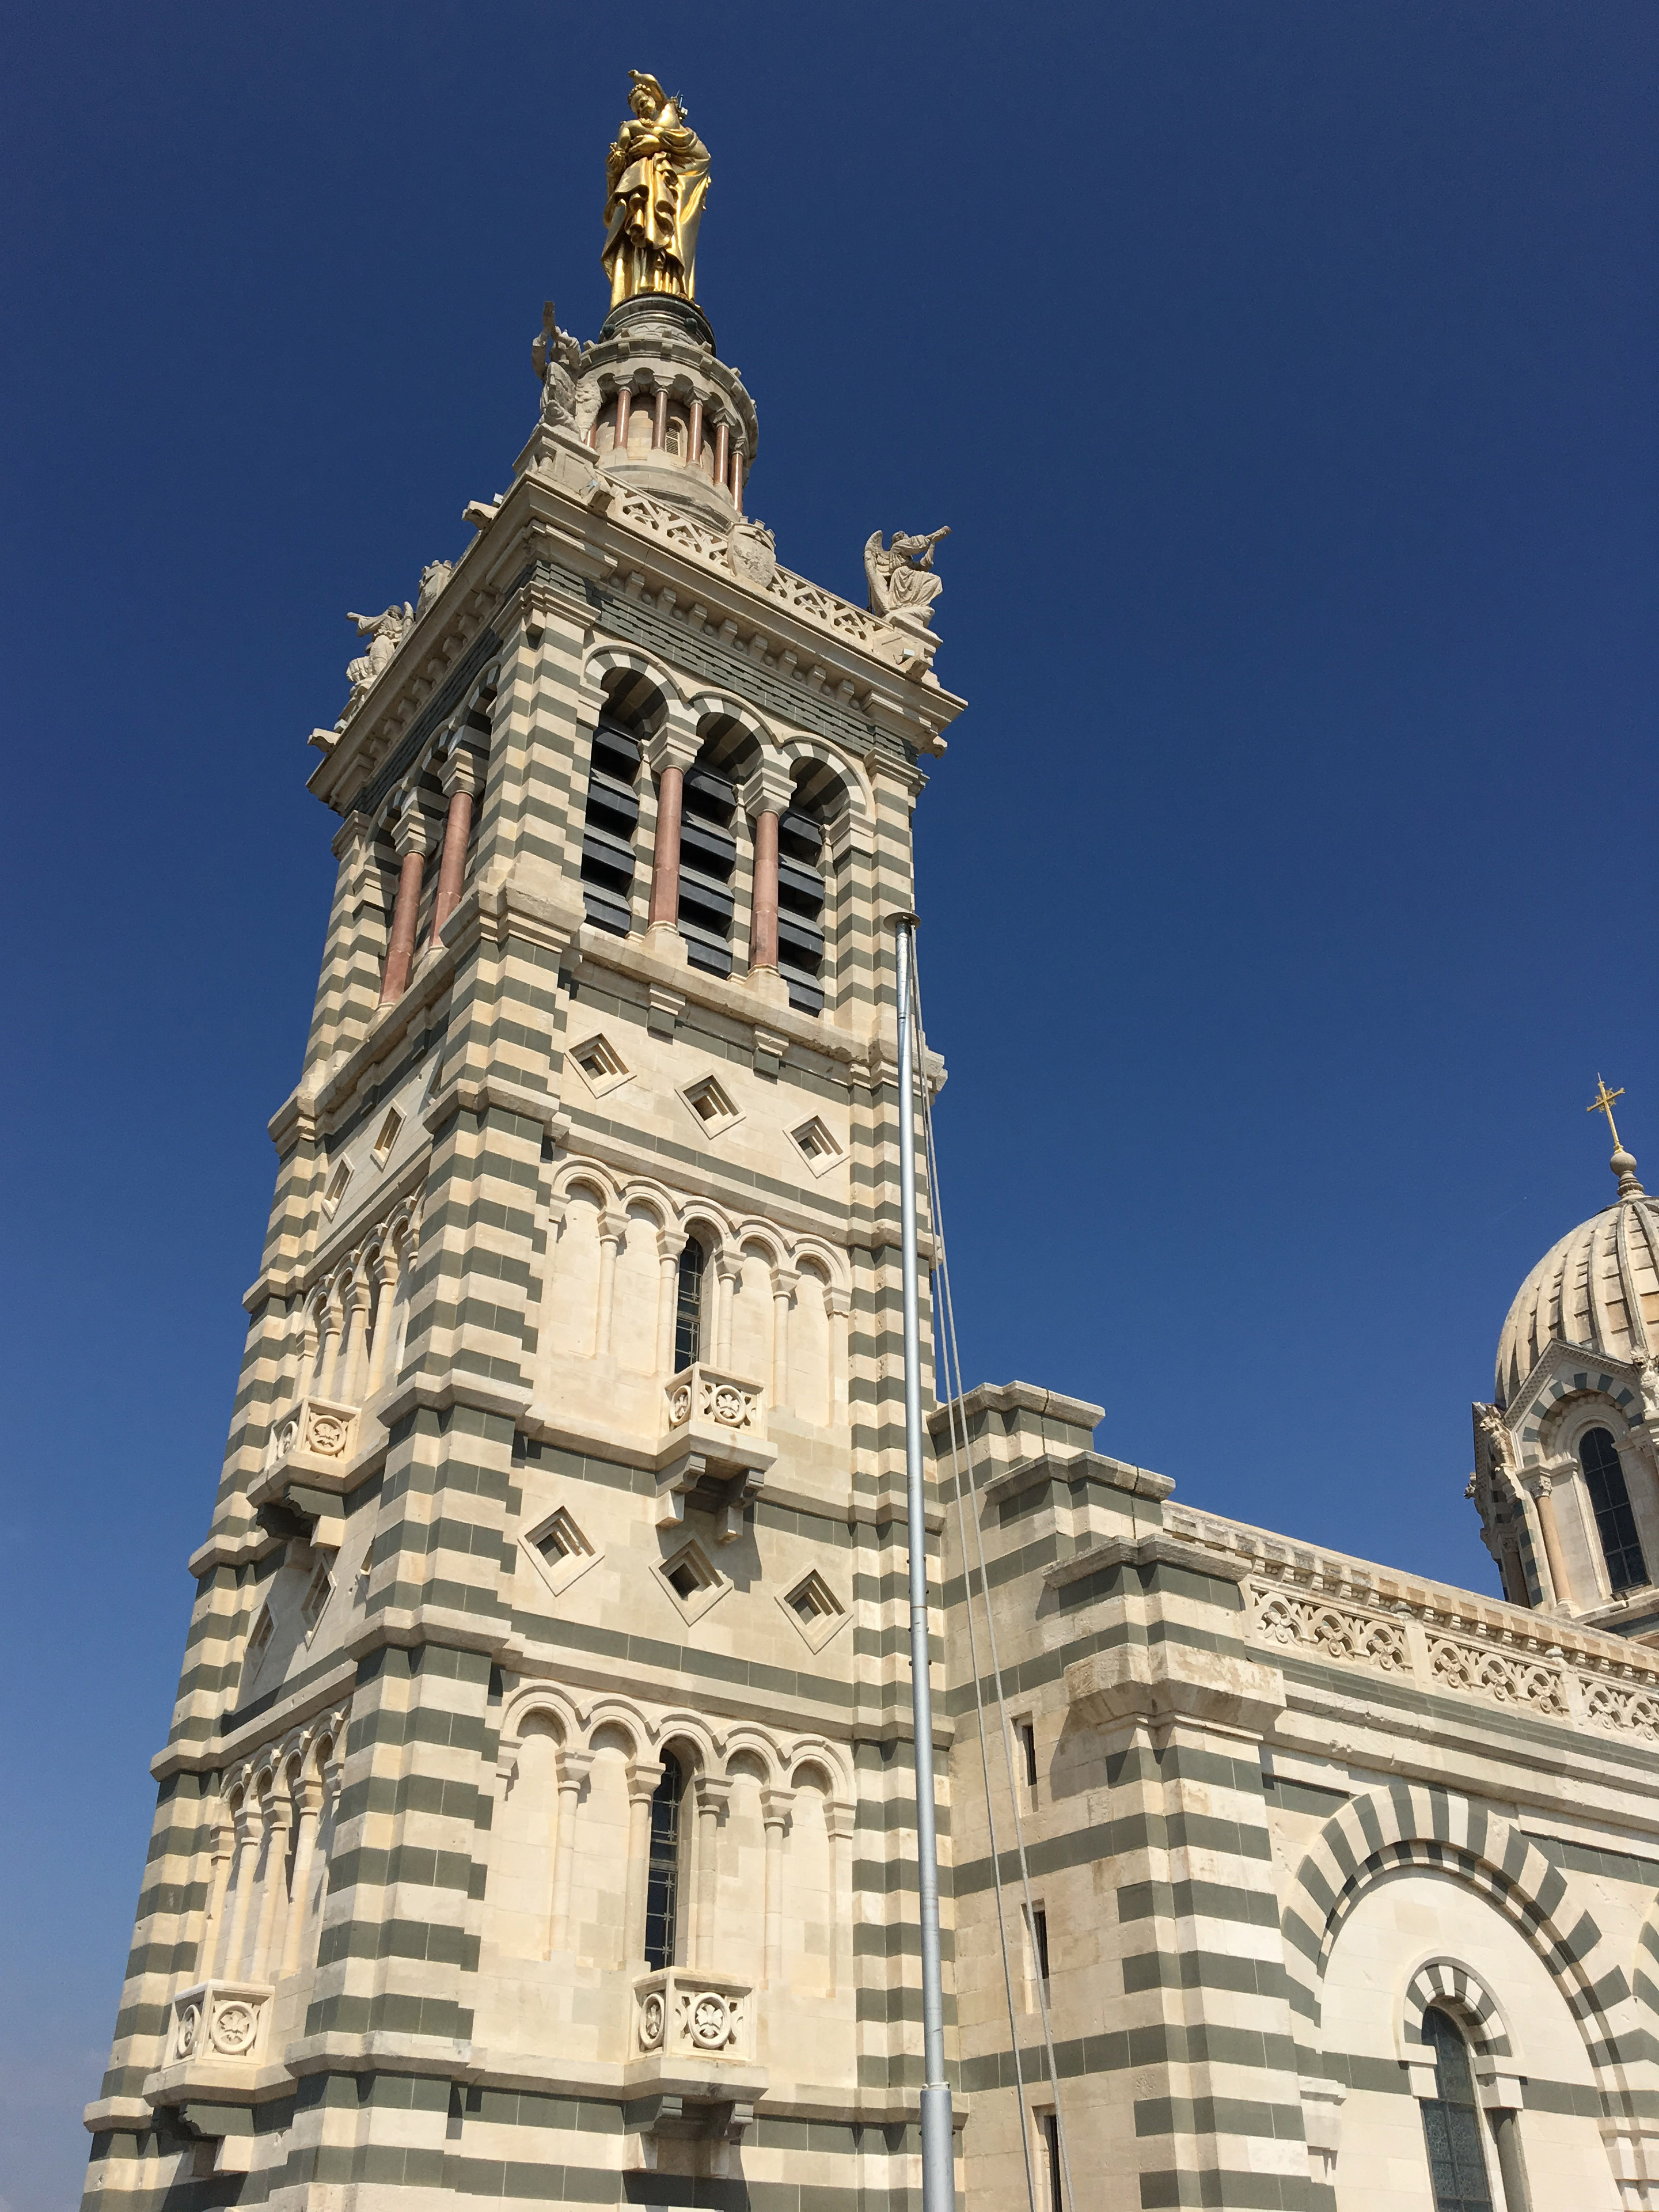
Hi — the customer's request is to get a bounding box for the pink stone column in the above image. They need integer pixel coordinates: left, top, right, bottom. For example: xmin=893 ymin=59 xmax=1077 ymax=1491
xmin=731 ymin=447 xmax=745 ymax=515
xmin=647 ymin=764 xmax=684 ymax=931
xmin=378 ymin=804 xmax=429 ymax=1004
xmin=750 ymin=807 xmax=780 ymax=970
xmin=651 ymin=389 xmax=668 ymax=449
xmin=688 ymin=398 xmax=704 ymax=466
xmin=427 ymin=749 xmax=480 ymax=948
xmin=612 ymin=386 xmax=632 ymax=454
xmin=713 ymin=420 xmax=730 ymax=494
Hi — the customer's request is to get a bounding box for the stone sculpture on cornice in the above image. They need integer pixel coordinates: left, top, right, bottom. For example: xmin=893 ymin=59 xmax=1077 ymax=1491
xmin=532 ymin=299 xmax=584 ymax=427
xmin=601 ymin=72 xmax=711 ymax=308
xmin=343 ymin=603 xmax=412 ymax=713
xmin=864 ymin=528 xmax=950 ymax=626
xmin=1474 ymin=1402 xmax=1514 ymax=1479
xmin=415 ymin=560 xmax=452 ymax=620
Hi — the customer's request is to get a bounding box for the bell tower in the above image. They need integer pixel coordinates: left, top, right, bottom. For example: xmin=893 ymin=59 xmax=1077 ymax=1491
xmin=81 ymin=77 xmax=966 ymax=2212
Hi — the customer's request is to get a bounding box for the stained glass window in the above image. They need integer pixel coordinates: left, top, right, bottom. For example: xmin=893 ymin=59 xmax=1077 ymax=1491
xmin=1580 ymin=1426 xmax=1648 ymax=1593
xmin=1418 ymin=2006 xmax=1494 ymax=2212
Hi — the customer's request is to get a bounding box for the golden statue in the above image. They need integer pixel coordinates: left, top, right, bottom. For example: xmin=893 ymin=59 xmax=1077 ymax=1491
xmin=601 ymin=72 xmax=711 ymax=308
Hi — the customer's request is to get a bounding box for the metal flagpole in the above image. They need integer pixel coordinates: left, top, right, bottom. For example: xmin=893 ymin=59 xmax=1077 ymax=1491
xmin=892 ymin=913 xmax=954 ymax=2212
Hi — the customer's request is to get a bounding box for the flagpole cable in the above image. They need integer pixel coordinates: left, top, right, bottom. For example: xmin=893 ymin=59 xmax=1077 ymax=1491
xmin=910 ymin=939 xmax=1077 ymax=2212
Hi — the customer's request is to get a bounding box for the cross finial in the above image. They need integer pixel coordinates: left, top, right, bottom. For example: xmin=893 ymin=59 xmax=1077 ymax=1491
xmin=1588 ymin=1076 xmax=1626 ymax=1149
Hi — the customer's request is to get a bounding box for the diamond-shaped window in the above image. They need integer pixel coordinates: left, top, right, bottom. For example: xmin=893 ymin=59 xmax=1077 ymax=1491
xmin=570 ymin=1032 xmax=631 ymax=1098
xmin=301 ymin=1560 xmax=335 ymax=1638
xmin=371 ymin=1109 xmax=403 ymax=1167
xmin=791 ymin=1116 xmax=844 ymax=1176
xmin=681 ymin=1075 xmax=741 ymax=1139
xmin=655 ymin=1537 xmax=730 ymax=1625
xmin=777 ymin=1568 xmax=848 ymax=1652
xmin=322 ymin=1160 xmax=352 ymax=1217
xmin=523 ymin=1504 xmax=601 ymax=1600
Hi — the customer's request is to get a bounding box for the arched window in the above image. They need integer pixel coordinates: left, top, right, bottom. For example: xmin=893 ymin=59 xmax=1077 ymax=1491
xmin=644 ymin=1752 xmax=685 ymax=1971
xmin=674 ymin=1238 xmax=705 ymax=1371
xmin=1418 ymin=2006 xmax=1494 ymax=2212
xmin=1580 ymin=1426 xmax=1648 ymax=1593
xmin=579 ymin=720 xmax=642 ymax=935
xmin=776 ymin=808 xmax=826 ymax=1014
xmin=678 ymin=764 xmax=737 ymax=976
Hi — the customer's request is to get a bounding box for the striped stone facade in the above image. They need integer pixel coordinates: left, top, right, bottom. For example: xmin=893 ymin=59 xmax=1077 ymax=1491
xmin=81 ymin=274 xmax=1659 ymax=2212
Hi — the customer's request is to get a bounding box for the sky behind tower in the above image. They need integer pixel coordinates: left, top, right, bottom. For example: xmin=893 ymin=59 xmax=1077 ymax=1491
xmin=3 ymin=6 xmax=1656 ymax=2203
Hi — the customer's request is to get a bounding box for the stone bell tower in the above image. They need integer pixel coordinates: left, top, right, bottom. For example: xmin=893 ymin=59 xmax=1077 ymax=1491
xmin=81 ymin=77 xmax=966 ymax=2212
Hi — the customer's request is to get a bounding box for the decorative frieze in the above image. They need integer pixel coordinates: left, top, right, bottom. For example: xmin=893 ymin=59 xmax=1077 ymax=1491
xmin=1167 ymin=1501 xmax=1659 ymax=1739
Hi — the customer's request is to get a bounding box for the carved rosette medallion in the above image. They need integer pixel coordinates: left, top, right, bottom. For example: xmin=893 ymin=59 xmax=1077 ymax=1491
xmin=690 ymin=1991 xmax=732 ymax=2048
xmin=640 ymin=1991 xmax=666 ymax=2050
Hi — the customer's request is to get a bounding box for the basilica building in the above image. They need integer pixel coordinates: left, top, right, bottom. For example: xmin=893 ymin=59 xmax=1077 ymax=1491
xmin=82 ymin=81 xmax=1659 ymax=2212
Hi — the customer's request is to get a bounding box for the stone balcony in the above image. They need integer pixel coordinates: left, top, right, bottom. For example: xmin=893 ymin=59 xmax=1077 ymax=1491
xmin=656 ymin=1365 xmax=776 ymax=1541
xmin=142 ymin=1980 xmax=275 ymax=2107
xmin=246 ymin=1397 xmax=360 ymax=1541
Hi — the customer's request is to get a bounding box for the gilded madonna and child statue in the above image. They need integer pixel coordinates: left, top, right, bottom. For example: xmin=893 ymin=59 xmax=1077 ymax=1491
xmin=601 ymin=71 xmax=711 ymax=308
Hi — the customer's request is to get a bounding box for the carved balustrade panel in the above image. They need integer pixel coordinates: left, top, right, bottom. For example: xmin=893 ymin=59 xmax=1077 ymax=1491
xmin=1426 ymin=1635 xmax=1569 ymax=1716
xmin=1249 ymin=1585 xmax=1410 ymax=1672
xmin=633 ymin=1967 xmax=754 ymax=2064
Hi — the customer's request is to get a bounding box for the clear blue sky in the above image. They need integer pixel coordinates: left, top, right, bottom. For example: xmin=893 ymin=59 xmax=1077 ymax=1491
xmin=3 ymin=5 xmax=1654 ymax=2203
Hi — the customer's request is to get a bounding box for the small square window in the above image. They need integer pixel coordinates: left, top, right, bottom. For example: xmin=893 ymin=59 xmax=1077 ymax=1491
xmin=654 ymin=1538 xmax=729 ymax=1625
xmin=570 ymin=1033 xmax=631 ymax=1097
xmin=371 ymin=1109 xmax=403 ymax=1167
xmin=679 ymin=1075 xmax=742 ymax=1139
xmin=523 ymin=1503 xmax=601 ymax=1599
xmin=777 ymin=1569 xmax=848 ymax=1652
xmin=790 ymin=1116 xmax=844 ymax=1177
xmin=322 ymin=1160 xmax=352 ymax=1217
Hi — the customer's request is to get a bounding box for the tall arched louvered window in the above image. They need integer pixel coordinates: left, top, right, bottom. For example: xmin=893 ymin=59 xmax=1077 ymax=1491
xmin=1580 ymin=1426 xmax=1649 ymax=1593
xmin=643 ymin=1752 xmax=685 ymax=1970
xmin=1417 ymin=2008 xmax=1494 ymax=2212
xmin=776 ymin=808 xmax=826 ymax=1013
xmin=579 ymin=721 xmax=641 ymax=935
xmin=674 ymin=1238 xmax=705 ymax=1371
xmin=678 ymin=766 xmax=737 ymax=975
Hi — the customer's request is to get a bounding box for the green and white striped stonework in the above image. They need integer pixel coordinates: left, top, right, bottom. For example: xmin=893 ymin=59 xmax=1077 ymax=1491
xmin=83 ymin=293 xmax=975 ymax=2212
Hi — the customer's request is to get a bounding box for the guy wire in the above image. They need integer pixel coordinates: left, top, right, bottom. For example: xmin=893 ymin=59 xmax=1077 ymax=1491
xmin=910 ymin=941 xmax=1076 ymax=2212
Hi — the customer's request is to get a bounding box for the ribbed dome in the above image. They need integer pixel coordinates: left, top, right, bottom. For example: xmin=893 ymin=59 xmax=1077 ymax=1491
xmin=1497 ymin=1186 xmax=1659 ymax=1405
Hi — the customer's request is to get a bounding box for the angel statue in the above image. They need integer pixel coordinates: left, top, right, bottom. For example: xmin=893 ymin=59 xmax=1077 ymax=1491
xmin=531 ymin=299 xmax=584 ymax=427
xmin=864 ymin=528 xmax=951 ymax=624
xmin=344 ymin=604 xmax=411 ymax=708
xmin=601 ymin=71 xmax=711 ymax=308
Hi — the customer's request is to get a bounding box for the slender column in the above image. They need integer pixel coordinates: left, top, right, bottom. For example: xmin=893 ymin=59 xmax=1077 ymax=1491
xmin=713 ymin=1255 xmax=740 ymax=1367
xmin=612 ymin=386 xmax=632 ymax=454
xmin=339 ymin=1277 xmax=373 ymax=1404
xmin=251 ymin=1792 xmax=293 ymax=1982
xmin=827 ymin=1285 xmax=852 ymax=1425
xmin=378 ymin=801 xmax=429 ymax=1004
xmin=692 ymin=1777 xmax=732 ymax=1968
xmin=365 ymin=1245 xmax=401 ymax=1398
xmin=825 ymin=1800 xmax=855 ymax=1995
xmin=713 ymin=419 xmax=730 ymax=493
xmin=549 ymin=1750 xmax=594 ymax=1952
xmin=760 ymin=1786 xmax=795 ymax=1988
xmin=657 ymin=1232 xmax=688 ymax=1375
xmin=219 ymin=1801 xmax=260 ymax=1980
xmin=595 ymin=1211 xmax=627 ymax=1356
xmin=623 ymin=1761 xmax=665 ymax=1966
xmin=427 ymin=747 xmax=480 ymax=948
xmin=644 ymin=728 xmax=698 ymax=953
xmin=296 ymin=1304 xmax=320 ymax=1401
xmin=198 ymin=1812 xmax=235 ymax=1973
xmin=319 ymin=1292 xmax=345 ymax=1402
xmin=750 ymin=806 xmax=780 ymax=969
xmin=770 ymin=1268 xmax=798 ymax=1406
xmin=1490 ymin=2107 xmax=1532 ymax=2212
xmin=1527 ymin=1469 xmax=1572 ymax=1606
xmin=688 ymin=397 xmax=704 ymax=466
xmin=651 ymin=388 xmax=668 ymax=449
xmin=279 ymin=1775 xmax=324 ymax=1976
xmin=731 ymin=447 xmax=745 ymax=515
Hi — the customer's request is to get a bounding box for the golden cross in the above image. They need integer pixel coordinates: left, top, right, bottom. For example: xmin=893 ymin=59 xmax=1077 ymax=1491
xmin=1588 ymin=1076 xmax=1626 ymax=1148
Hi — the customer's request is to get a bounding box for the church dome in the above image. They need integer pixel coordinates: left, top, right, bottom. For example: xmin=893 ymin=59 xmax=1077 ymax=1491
xmin=1496 ymin=1143 xmax=1659 ymax=1403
